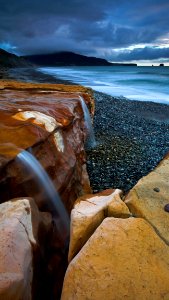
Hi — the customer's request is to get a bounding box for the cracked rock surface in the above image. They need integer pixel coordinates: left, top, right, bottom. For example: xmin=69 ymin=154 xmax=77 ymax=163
xmin=68 ymin=189 xmax=130 ymax=262
xmin=62 ymin=154 xmax=169 ymax=299
xmin=62 ymin=217 xmax=169 ymax=300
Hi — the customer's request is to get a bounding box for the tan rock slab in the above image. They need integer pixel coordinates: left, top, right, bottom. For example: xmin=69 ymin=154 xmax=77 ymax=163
xmin=107 ymin=191 xmax=131 ymax=218
xmin=0 ymin=198 xmax=40 ymax=300
xmin=125 ymin=156 xmax=169 ymax=244
xmin=62 ymin=217 xmax=169 ymax=300
xmin=68 ymin=189 xmax=130 ymax=262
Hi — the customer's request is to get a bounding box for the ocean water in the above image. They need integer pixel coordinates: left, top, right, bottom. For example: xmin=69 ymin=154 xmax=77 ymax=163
xmin=39 ymin=66 xmax=169 ymax=104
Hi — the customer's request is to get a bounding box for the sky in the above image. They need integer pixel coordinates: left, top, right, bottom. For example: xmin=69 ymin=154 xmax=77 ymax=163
xmin=0 ymin=0 xmax=169 ymax=65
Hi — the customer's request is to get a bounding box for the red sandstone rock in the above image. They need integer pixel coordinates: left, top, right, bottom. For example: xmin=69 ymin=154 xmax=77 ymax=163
xmin=0 ymin=83 xmax=92 ymax=212
xmin=0 ymin=81 xmax=93 ymax=299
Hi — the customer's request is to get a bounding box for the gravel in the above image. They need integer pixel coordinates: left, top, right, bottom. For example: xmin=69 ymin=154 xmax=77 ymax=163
xmin=2 ymin=67 xmax=169 ymax=194
xmin=86 ymin=91 xmax=169 ymax=193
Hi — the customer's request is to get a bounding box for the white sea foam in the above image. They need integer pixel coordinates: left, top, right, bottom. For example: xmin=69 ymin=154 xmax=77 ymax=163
xmin=39 ymin=66 xmax=169 ymax=104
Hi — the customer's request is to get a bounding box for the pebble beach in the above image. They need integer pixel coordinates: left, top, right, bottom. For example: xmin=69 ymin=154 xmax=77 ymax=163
xmin=86 ymin=91 xmax=169 ymax=193
xmin=2 ymin=67 xmax=169 ymax=194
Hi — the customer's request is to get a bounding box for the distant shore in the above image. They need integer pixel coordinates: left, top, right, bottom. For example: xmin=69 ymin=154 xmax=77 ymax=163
xmin=1 ymin=66 xmax=169 ymax=193
xmin=0 ymin=67 xmax=76 ymax=85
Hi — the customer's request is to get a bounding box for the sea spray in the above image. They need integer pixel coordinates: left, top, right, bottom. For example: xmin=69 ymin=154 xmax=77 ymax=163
xmin=17 ymin=150 xmax=69 ymax=242
xmin=79 ymin=96 xmax=96 ymax=148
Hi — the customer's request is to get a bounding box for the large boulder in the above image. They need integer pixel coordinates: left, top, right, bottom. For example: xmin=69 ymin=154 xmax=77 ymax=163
xmin=0 ymin=82 xmax=93 ymax=212
xmin=62 ymin=217 xmax=169 ymax=300
xmin=0 ymin=198 xmax=42 ymax=300
xmin=0 ymin=81 xmax=95 ymax=299
xmin=125 ymin=154 xmax=169 ymax=244
xmin=68 ymin=189 xmax=130 ymax=261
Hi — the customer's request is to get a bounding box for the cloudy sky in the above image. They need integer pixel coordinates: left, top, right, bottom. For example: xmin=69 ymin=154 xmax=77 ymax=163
xmin=0 ymin=0 xmax=169 ymax=65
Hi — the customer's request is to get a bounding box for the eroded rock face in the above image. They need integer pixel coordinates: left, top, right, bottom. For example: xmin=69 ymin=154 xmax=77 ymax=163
xmin=125 ymin=155 xmax=169 ymax=244
xmin=0 ymin=198 xmax=40 ymax=300
xmin=0 ymin=80 xmax=95 ymax=116
xmin=0 ymin=83 xmax=93 ymax=212
xmin=68 ymin=189 xmax=130 ymax=262
xmin=0 ymin=81 xmax=95 ymax=299
xmin=62 ymin=217 xmax=169 ymax=300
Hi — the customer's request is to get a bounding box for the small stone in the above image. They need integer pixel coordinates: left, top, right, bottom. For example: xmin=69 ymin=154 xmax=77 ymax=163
xmin=153 ymin=187 xmax=160 ymax=192
xmin=164 ymin=204 xmax=169 ymax=213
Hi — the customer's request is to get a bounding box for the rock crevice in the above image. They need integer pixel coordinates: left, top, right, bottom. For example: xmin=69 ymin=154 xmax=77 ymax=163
xmin=0 ymin=81 xmax=94 ymax=299
xmin=62 ymin=152 xmax=169 ymax=299
xmin=1 ymin=80 xmax=169 ymax=299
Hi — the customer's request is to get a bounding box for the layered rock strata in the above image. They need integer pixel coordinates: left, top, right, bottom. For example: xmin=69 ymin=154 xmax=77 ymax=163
xmin=0 ymin=81 xmax=94 ymax=299
xmin=0 ymin=82 xmax=94 ymax=212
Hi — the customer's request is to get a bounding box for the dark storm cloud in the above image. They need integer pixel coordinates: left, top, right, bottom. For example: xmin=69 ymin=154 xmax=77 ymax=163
xmin=0 ymin=0 xmax=169 ymax=61
xmin=109 ymin=46 xmax=169 ymax=62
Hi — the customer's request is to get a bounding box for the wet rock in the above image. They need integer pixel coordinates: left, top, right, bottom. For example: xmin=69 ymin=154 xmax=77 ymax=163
xmin=62 ymin=217 xmax=169 ymax=300
xmin=0 ymin=82 xmax=93 ymax=212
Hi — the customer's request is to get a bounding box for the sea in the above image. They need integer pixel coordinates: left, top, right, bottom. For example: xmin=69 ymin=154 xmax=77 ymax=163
xmin=39 ymin=66 xmax=169 ymax=104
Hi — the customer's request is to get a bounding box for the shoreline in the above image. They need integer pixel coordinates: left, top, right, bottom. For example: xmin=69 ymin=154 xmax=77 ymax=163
xmin=0 ymin=67 xmax=77 ymax=85
xmin=1 ymin=66 xmax=169 ymax=193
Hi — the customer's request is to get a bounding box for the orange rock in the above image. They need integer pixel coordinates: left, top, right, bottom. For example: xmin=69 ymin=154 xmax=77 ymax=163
xmin=62 ymin=217 xmax=169 ymax=300
xmin=125 ymin=154 xmax=169 ymax=244
xmin=0 ymin=83 xmax=92 ymax=212
xmin=0 ymin=80 xmax=94 ymax=115
xmin=68 ymin=189 xmax=130 ymax=261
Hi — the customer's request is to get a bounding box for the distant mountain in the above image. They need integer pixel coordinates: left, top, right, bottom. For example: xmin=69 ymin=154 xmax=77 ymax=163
xmin=0 ymin=49 xmax=30 ymax=68
xmin=24 ymin=51 xmax=137 ymax=67
xmin=24 ymin=51 xmax=112 ymax=66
